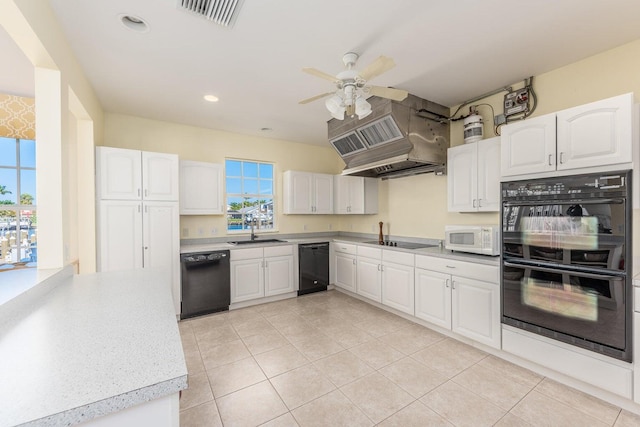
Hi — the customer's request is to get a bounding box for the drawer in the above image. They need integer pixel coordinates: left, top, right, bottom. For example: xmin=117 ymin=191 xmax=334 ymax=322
xmin=357 ymin=245 xmax=382 ymax=259
xmin=333 ymin=242 xmax=357 ymax=255
xmin=383 ymin=249 xmax=414 ymax=266
xmin=415 ymin=255 xmax=498 ymax=283
xmin=230 ymin=247 xmax=263 ymax=261
xmin=265 ymin=244 xmax=293 ymax=257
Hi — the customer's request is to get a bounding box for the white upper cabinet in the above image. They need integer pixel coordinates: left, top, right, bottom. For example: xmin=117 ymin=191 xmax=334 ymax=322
xmin=501 ymin=93 xmax=634 ymax=177
xmin=96 ymin=147 xmax=143 ymax=200
xmin=283 ymin=171 xmax=333 ymax=214
xmin=501 ymin=113 xmax=556 ymax=177
xmin=556 ymin=93 xmax=633 ymax=171
xmin=179 ymin=160 xmax=224 ymax=215
xmin=97 ymin=147 xmax=179 ymax=201
xmin=142 ymin=152 xmax=179 ymax=201
xmin=448 ymin=137 xmax=500 ymax=212
xmin=334 ymin=175 xmax=378 ymax=214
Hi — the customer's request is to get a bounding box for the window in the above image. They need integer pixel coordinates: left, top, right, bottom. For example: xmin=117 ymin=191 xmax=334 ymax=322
xmin=225 ymin=159 xmax=274 ymax=232
xmin=0 ymin=137 xmax=37 ymax=268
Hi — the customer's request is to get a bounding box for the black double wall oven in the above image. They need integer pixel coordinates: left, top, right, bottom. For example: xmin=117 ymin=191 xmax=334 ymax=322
xmin=501 ymin=171 xmax=632 ymax=362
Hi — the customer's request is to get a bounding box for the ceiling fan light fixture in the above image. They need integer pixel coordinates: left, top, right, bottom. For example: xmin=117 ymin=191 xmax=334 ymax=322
xmin=325 ymin=95 xmax=345 ymax=120
xmin=355 ymin=97 xmax=372 ymax=119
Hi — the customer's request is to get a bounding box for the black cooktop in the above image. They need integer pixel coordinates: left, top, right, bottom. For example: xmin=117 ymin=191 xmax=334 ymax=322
xmin=362 ymin=241 xmax=437 ymax=250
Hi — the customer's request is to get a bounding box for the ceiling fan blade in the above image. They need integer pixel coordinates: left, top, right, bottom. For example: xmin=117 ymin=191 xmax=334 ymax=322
xmin=358 ymin=56 xmax=396 ymax=81
xmin=368 ymin=86 xmax=408 ymax=102
xmin=299 ymin=92 xmax=334 ymax=104
xmin=302 ymin=67 xmax=338 ymax=82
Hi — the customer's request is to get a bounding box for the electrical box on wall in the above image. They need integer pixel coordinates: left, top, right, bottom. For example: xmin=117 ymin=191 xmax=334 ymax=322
xmin=504 ymin=87 xmax=530 ymax=116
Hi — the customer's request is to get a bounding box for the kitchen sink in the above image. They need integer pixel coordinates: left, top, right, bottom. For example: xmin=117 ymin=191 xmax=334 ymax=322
xmin=228 ymin=239 xmax=286 ymax=245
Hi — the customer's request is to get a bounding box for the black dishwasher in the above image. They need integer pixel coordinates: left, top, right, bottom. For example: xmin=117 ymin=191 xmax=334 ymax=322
xmin=298 ymin=243 xmax=329 ymax=295
xmin=180 ymin=250 xmax=230 ymax=319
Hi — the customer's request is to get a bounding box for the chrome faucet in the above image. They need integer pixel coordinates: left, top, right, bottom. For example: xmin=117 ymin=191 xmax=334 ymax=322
xmin=250 ymin=219 xmax=258 ymax=241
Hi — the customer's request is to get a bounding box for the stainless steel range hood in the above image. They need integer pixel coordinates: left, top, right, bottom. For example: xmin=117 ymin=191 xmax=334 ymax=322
xmin=328 ymin=94 xmax=450 ymax=179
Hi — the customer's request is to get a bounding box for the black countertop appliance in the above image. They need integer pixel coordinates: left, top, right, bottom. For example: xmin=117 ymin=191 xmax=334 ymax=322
xmin=298 ymin=242 xmax=329 ymax=295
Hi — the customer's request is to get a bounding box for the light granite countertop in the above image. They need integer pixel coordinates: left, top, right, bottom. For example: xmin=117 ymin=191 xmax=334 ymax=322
xmin=0 ymin=268 xmax=187 ymax=427
xmin=180 ymin=233 xmax=499 ymax=266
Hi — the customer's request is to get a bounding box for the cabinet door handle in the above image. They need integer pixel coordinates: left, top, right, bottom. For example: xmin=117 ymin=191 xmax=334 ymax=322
xmin=478 ymin=199 xmax=482 ymax=208
xmin=445 ymin=278 xmax=450 ymax=288
xmin=452 ymin=280 xmax=456 ymax=290
xmin=144 ymin=189 xmax=148 ymax=197
xmin=352 ymin=259 xmax=356 ymax=265
xmin=472 ymin=199 xmax=477 ymax=208
xmin=559 ymin=152 xmax=564 ymax=164
xmin=548 ymin=154 xmax=553 ymax=166
xmin=265 ymin=261 xmax=268 ymax=268
xmin=137 ymin=189 xmax=141 ymax=197
xmin=137 ymin=205 xmax=141 ymax=213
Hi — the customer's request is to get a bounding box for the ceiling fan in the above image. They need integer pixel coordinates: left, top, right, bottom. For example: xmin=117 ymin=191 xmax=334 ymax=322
xmin=299 ymin=52 xmax=409 ymax=120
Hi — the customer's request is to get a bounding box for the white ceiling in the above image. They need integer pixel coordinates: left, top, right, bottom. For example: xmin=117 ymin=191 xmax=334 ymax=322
xmin=4 ymin=0 xmax=640 ymax=146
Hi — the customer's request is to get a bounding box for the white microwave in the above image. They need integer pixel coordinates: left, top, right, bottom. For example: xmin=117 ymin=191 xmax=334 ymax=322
xmin=444 ymin=225 xmax=500 ymax=256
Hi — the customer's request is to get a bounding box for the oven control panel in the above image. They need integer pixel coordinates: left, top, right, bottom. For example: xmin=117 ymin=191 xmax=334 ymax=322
xmin=502 ymin=171 xmax=628 ymax=200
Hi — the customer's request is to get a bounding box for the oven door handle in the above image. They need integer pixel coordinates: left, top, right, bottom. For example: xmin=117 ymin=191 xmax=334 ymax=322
xmin=503 ymin=198 xmax=624 ymax=207
xmin=503 ymin=260 xmax=625 ymax=280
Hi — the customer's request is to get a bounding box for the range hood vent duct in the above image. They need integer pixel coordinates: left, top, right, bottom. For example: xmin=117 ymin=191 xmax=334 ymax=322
xmin=328 ymin=94 xmax=450 ymax=179
xmin=177 ymin=0 xmax=244 ymax=27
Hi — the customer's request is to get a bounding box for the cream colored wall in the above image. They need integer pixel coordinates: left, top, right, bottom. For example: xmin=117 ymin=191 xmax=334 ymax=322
xmin=103 ymin=113 xmax=344 ymax=239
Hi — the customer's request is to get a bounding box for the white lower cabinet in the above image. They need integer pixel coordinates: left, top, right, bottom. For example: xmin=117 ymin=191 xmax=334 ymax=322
xmin=354 ymin=245 xmax=415 ymax=315
xmin=415 ymin=268 xmax=451 ymax=329
xmin=231 ymin=257 xmax=264 ymax=303
xmin=356 ymin=255 xmax=382 ymax=303
xmin=264 ymin=255 xmax=295 ymax=296
xmin=381 ymin=250 xmax=415 ymax=316
xmin=231 ymin=245 xmax=294 ymax=303
xmin=415 ymin=255 xmax=500 ymax=349
xmin=333 ymin=242 xmax=357 ymax=293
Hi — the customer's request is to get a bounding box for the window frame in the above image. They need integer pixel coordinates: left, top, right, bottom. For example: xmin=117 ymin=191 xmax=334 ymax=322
xmin=0 ymin=137 xmax=37 ymax=266
xmin=225 ymin=158 xmax=276 ymax=234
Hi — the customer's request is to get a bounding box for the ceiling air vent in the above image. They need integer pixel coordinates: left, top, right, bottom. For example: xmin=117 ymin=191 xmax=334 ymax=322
xmin=357 ymin=115 xmax=403 ymax=148
xmin=177 ymin=0 xmax=244 ymax=27
xmin=330 ymin=131 xmax=367 ymax=157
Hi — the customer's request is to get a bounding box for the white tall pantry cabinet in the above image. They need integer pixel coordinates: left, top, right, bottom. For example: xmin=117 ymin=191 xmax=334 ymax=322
xmin=96 ymin=147 xmax=181 ymax=315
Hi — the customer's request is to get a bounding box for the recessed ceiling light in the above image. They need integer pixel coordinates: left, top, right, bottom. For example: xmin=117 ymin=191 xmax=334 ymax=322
xmin=119 ymin=14 xmax=149 ymax=33
xmin=204 ymin=95 xmax=219 ymax=102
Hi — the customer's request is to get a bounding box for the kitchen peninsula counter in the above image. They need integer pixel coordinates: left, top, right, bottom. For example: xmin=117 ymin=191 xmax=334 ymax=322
xmin=0 ymin=268 xmax=187 ymax=427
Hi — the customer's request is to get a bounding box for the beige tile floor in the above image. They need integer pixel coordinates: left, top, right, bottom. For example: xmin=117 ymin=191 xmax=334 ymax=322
xmin=178 ymin=290 xmax=640 ymax=427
